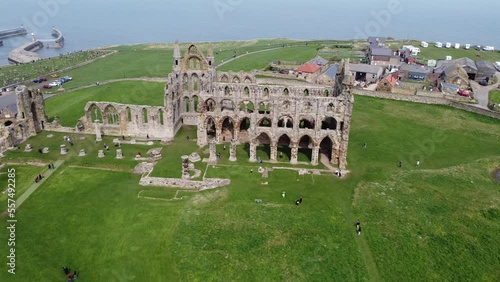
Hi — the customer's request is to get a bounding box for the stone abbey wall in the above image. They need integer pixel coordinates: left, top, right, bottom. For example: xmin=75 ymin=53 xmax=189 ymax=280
xmin=82 ymin=42 xmax=355 ymax=168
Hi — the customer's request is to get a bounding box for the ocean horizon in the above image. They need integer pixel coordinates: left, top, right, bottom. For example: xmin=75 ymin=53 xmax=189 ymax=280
xmin=1 ymin=0 xmax=499 ymax=66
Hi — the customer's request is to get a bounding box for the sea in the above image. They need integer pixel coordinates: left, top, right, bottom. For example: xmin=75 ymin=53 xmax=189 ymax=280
xmin=0 ymin=0 xmax=499 ymax=66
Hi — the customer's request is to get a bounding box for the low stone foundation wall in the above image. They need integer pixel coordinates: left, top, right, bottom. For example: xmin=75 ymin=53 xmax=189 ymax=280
xmin=353 ymin=89 xmax=500 ymax=120
xmin=139 ymin=176 xmax=231 ymax=191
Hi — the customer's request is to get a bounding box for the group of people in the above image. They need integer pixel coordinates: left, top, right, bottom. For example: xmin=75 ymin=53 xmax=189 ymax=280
xmin=34 ymin=174 xmax=44 ymax=183
xmin=62 ymin=267 xmax=78 ymax=281
xmin=64 ymin=136 xmax=74 ymax=146
xmin=295 ymin=196 xmax=303 ymax=206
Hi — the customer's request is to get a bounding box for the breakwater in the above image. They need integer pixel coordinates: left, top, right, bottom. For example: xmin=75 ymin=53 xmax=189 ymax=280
xmin=0 ymin=27 xmax=27 ymax=39
xmin=50 ymin=28 xmax=64 ymax=48
xmin=8 ymin=41 xmax=43 ymax=64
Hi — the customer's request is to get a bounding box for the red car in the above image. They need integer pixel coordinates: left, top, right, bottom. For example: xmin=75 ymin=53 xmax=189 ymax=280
xmin=42 ymin=84 xmax=53 ymax=89
xmin=458 ymin=89 xmax=470 ymax=97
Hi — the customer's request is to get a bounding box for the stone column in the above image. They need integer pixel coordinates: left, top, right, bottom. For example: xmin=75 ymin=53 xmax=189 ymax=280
xmin=311 ymin=146 xmax=320 ymax=166
xmin=190 ymin=99 xmax=195 ymax=113
xmin=249 ymin=143 xmax=257 ymax=162
xmin=209 ymin=140 xmax=217 ymax=162
xmin=229 ymin=140 xmax=237 ymax=162
xmin=270 ymin=142 xmax=278 ymax=162
xmin=94 ymin=120 xmax=102 ymax=141
xmin=332 ymin=143 xmax=340 ymax=165
xmin=182 ymin=155 xmax=190 ymax=179
xmin=290 ymin=145 xmax=298 ymax=164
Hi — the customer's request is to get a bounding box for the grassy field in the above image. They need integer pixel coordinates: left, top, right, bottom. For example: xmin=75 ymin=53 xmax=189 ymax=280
xmin=218 ymin=45 xmax=321 ymax=72
xmin=44 ymin=81 xmax=165 ymax=126
xmin=1 ymin=95 xmax=499 ymax=281
xmin=490 ymin=90 xmax=500 ymax=104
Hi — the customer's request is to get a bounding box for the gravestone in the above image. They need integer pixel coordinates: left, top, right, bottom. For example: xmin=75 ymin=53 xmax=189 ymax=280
xmin=47 ymin=134 xmax=54 ymax=138
xmin=98 ymin=150 xmax=105 ymax=158
xmin=60 ymin=144 xmax=68 ymax=155
xmin=116 ymin=149 xmax=123 ymax=159
xmin=24 ymin=144 xmax=33 ymax=152
xmin=42 ymin=147 xmax=50 ymax=154
xmin=78 ymin=149 xmax=86 ymax=157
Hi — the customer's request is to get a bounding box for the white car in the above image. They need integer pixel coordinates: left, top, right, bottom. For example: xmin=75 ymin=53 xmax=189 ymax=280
xmin=63 ymin=76 xmax=73 ymax=81
xmin=48 ymin=81 xmax=61 ymax=87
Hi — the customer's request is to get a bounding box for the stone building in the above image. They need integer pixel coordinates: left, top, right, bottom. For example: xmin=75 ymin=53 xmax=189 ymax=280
xmin=82 ymin=43 xmax=354 ymax=168
xmin=0 ymin=86 xmax=48 ymax=152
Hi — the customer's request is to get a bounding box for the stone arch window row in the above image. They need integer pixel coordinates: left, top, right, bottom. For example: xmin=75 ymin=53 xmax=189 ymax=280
xmin=218 ymin=73 xmax=255 ymax=84
xmin=181 ymin=71 xmax=208 ymax=92
xmin=214 ymin=84 xmax=335 ymax=98
xmin=256 ymin=116 xmax=340 ymax=131
xmin=201 ymin=97 xmax=339 ymax=115
xmin=85 ymin=103 xmax=166 ymax=126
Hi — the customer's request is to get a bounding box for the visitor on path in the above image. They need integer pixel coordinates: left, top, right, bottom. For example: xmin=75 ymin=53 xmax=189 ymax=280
xmin=295 ymin=199 xmax=300 ymax=206
xmin=223 ymin=144 xmax=226 ymax=150
xmin=299 ymin=196 xmax=303 ymax=204
xmin=279 ymin=152 xmax=283 ymax=158
xmin=398 ymin=161 xmax=402 ymax=168
xmin=186 ymin=136 xmax=189 ymax=141
xmin=147 ymin=134 xmax=150 ymax=139
xmin=73 ymin=270 xmax=78 ymax=279
xmin=51 ymin=163 xmax=55 ymax=169
xmin=363 ymin=142 xmax=367 ymax=149
xmin=282 ymin=191 xmax=286 ymax=198
xmin=416 ymin=160 xmax=420 ymax=167
xmin=122 ymin=135 xmax=125 ymax=140
xmin=250 ymin=168 xmax=253 ymax=174
xmin=357 ymin=226 xmax=362 ymax=236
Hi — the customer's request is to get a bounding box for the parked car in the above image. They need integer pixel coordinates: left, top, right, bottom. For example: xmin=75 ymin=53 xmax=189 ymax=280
xmin=42 ymin=84 xmax=53 ymax=89
xmin=63 ymin=76 xmax=73 ymax=81
xmin=479 ymin=80 xmax=488 ymax=86
xmin=48 ymin=81 xmax=61 ymax=87
xmin=458 ymin=89 xmax=470 ymax=97
xmin=32 ymin=77 xmax=47 ymax=83
xmin=50 ymin=74 xmax=59 ymax=78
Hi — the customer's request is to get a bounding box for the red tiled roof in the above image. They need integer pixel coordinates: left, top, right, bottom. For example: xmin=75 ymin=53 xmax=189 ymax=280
xmin=296 ymin=63 xmax=321 ymax=73
xmin=383 ymin=74 xmax=398 ymax=86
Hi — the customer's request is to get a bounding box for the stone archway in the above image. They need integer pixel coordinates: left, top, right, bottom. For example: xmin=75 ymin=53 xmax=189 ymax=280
xmin=277 ymin=134 xmax=292 ymax=160
xmin=238 ymin=117 xmax=251 ymax=142
xmin=206 ymin=116 xmax=216 ymax=140
xmin=320 ymin=137 xmax=333 ymax=162
xmin=254 ymin=132 xmax=271 ymax=160
xmin=298 ymin=135 xmax=313 ymax=162
xmin=220 ymin=117 xmax=235 ymax=141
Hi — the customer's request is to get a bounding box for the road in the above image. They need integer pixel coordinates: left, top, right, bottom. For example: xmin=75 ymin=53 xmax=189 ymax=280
xmin=470 ymin=72 xmax=500 ymax=109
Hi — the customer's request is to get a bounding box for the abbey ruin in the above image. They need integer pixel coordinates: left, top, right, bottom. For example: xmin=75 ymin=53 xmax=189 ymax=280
xmin=79 ymin=43 xmax=354 ymax=168
xmin=0 ymin=86 xmax=48 ymax=153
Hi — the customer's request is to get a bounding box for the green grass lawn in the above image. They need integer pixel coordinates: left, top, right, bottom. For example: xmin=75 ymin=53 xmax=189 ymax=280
xmin=44 ymin=81 xmax=165 ymax=126
xmin=1 ymin=95 xmax=500 ymax=281
xmin=217 ymin=45 xmax=321 ymax=72
xmin=490 ymin=90 xmax=500 ymax=104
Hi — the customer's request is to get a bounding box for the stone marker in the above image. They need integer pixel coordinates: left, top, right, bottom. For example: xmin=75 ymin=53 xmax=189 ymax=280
xmin=116 ymin=149 xmax=123 ymax=159
xmin=98 ymin=150 xmax=105 ymax=158
xmin=78 ymin=149 xmax=86 ymax=157
xmin=24 ymin=144 xmax=33 ymax=152
xmin=42 ymin=147 xmax=50 ymax=154
xmin=60 ymin=144 xmax=68 ymax=155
